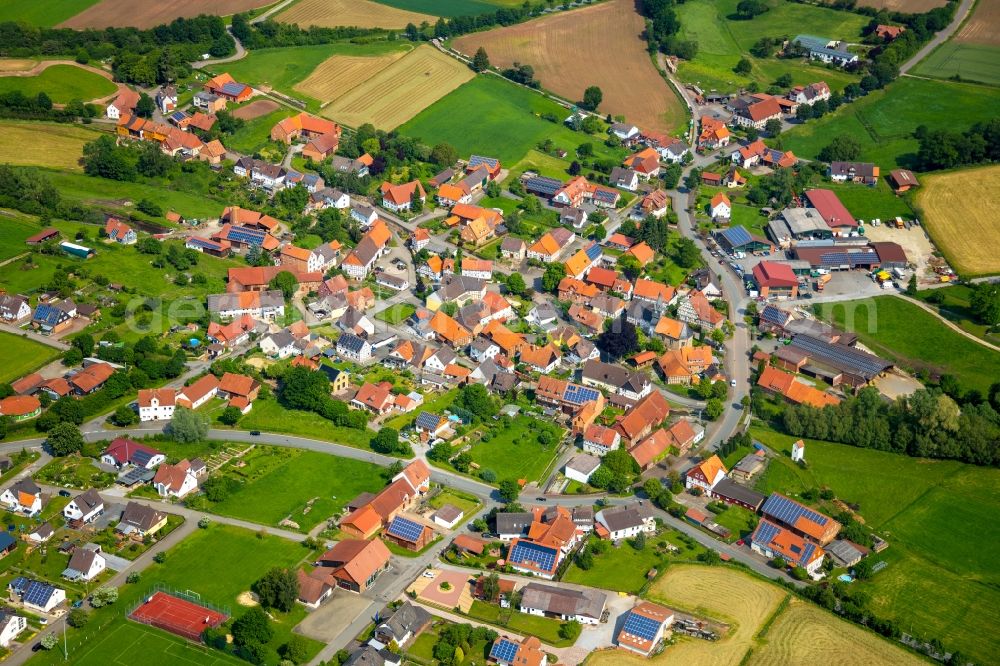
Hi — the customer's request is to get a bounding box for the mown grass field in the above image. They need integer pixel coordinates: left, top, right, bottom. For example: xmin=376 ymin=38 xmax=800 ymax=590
xmin=675 ymin=0 xmax=863 ymax=93
xmin=0 ymin=121 xmax=103 ymax=171
xmin=562 ymin=538 xmax=666 ymax=593
xmin=0 ymin=0 xmax=99 ymax=26
xmin=43 ymin=169 xmax=226 ymax=218
xmin=746 ymin=598 xmax=923 ymax=666
xmin=399 ymin=75 xmax=626 ymax=165
xmin=825 ymin=180 xmax=912 ymax=221
xmin=225 ymin=107 xmax=294 ymax=154
xmin=205 ymin=448 xmax=386 ymax=532
xmin=0 ymin=64 xmax=116 ymax=103
xmin=915 ymin=41 xmax=1000 ymax=87
xmin=751 ymin=426 xmax=1000 ymax=665
xmin=917 ymin=165 xmax=1000 ymax=277
xmin=320 ymin=44 xmax=474 ymax=129
xmin=278 ymin=0 xmax=434 ymax=29
xmin=0 ymin=213 xmax=41 ymax=260
xmin=912 ymin=284 xmax=1000 ymax=345
xmin=228 ymin=396 xmax=378 ymax=450
xmin=815 ymin=294 xmax=1000 ymax=393
xmin=466 ymin=414 xmax=563 ymax=484
xmin=453 ymin=0 xmax=686 ymax=134
xmin=780 ymin=77 xmax=1000 ymax=170
xmin=63 ymin=622 xmax=245 ymax=666
xmin=0 ymin=331 xmax=60 ymax=385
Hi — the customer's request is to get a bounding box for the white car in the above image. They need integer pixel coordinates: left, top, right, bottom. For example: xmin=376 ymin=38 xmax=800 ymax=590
xmin=730 ymin=379 xmax=737 ymax=387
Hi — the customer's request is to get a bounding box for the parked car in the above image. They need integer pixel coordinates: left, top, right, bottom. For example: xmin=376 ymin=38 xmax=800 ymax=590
xmin=249 ymin=430 xmax=261 ymax=436
xmin=58 ymin=490 xmax=71 ymax=498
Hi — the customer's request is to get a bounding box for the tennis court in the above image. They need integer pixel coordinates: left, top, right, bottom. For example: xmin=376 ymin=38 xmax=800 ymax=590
xmin=70 ymin=622 xmax=241 ymax=666
xmin=129 ymin=591 xmax=228 ymax=641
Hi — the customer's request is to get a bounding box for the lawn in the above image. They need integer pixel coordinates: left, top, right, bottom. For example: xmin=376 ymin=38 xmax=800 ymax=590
xmin=562 ymin=538 xmax=665 ymax=593
xmin=466 ymin=415 xmax=564 ymax=484
xmin=43 ymin=169 xmax=227 ymax=219
xmin=912 ymin=284 xmax=1000 ymax=345
xmin=399 ymin=75 xmax=626 ymax=166
xmin=675 ymin=0 xmax=863 ymax=93
xmin=466 ymin=600 xmax=569 ymax=646
xmin=225 ymin=107 xmax=294 ymax=155
xmin=64 ymin=622 xmax=246 ymax=666
xmin=0 ymin=213 xmax=39 ymax=260
xmin=385 ymin=388 xmax=458 ymax=431
xmin=374 ymin=302 xmax=415 ymax=324
xmin=815 ymin=295 xmax=1000 ymax=393
xmin=429 ymin=488 xmax=482 ymax=519
xmin=201 ymin=448 xmax=387 ymax=532
xmin=35 ymin=454 xmax=117 ymax=490
xmin=0 ymin=331 xmax=60 ymax=384
xmin=781 ymin=77 xmax=1000 ymax=170
xmin=0 ymin=0 xmax=100 ymax=25
xmin=231 ymin=396 xmax=378 ymax=450
xmin=825 ymin=180 xmax=913 ymax=221
xmin=915 ymin=41 xmax=1000 ymax=87
xmin=750 ymin=425 xmax=1000 ymax=665
xmin=707 ymin=502 xmax=758 ymax=541
xmin=0 ymin=121 xmax=104 ymax=171
xmin=0 ymin=64 xmax=116 ymax=104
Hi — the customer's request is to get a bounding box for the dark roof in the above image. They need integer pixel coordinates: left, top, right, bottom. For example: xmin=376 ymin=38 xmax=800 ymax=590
xmin=790 ymin=334 xmax=892 ymax=380
xmin=496 ymin=511 xmax=533 ymax=536
xmin=520 ymin=582 xmax=605 ymax=620
xmin=338 ymin=332 xmax=369 ymax=353
xmin=598 ymin=503 xmax=654 ymax=532
xmin=377 ymin=601 xmax=431 ymax=641
xmin=711 ymin=477 xmax=765 ymax=509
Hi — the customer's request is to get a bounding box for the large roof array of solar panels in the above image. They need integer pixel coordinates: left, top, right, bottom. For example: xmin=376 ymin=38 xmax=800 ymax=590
xmin=761 ymin=493 xmax=830 ymax=528
xmin=509 ymin=541 xmax=557 ymax=572
xmin=387 ymin=516 xmax=425 ymax=542
xmin=790 ymin=334 xmax=892 ymax=379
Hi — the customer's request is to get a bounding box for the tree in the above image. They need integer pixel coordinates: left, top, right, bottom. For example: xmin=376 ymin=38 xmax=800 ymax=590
xmin=818 ymin=134 xmax=862 ymax=162
xmin=41 ymin=634 xmax=58 ymax=650
xmin=135 ymin=93 xmax=155 ymax=118
xmin=697 ymin=549 xmax=721 ymax=565
xmin=83 ymin=135 xmax=136 ymax=181
xmin=167 ymin=406 xmax=208 ymax=443
xmin=506 ymin=272 xmax=527 ymax=296
xmin=232 ymin=606 xmax=273 ymax=647
xmin=220 ymin=405 xmax=242 ymax=425
xmin=472 ymin=46 xmax=491 ymax=72
xmin=268 ymin=270 xmax=298 ymax=299
xmin=457 ymin=383 xmax=497 ymax=420
xmin=582 ymin=86 xmax=603 ymax=111
xmin=498 ymin=479 xmax=520 ymax=503
xmin=63 ymin=346 xmax=83 ymax=367
xmin=632 ymin=531 xmax=646 ymax=550
xmin=764 ymin=118 xmax=782 ymax=137
xmin=112 ymin=405 xmax=137 ymax=427
xmin=73 ymin=333 xmax=94 ymax=357
xmin=705 ymin=398 xmax=725 ymax=420
xmin=430 ymin=142 xmax=458 ymax=167
xmin=481 ymin=572 xmax=500 ymax=602
xmin=47 ymin=422 xmax=83 ymax=456
xmin=253 ymin=568 xmax=299 ymax=612
xmin=736 ymin=0 xmax=768 ymax=18
xmin=541 ymin=262 xmax=566 ymax=293
xmin=795 ymin=104 xmax=814 ymax=122
xmin=970 ymin=282 xmax=1000 ymax=326
xmin=734 ymin=58 xmax=752 ymax=75
xmin=775 ymin=73 xmax=793 ymax=88
xmin=906 ymin=273 xmax=918 ymax=296
xmin=770 ymin=556 xmax=786 ymax=569
xmin=674 ymin=237 xmax=700 ymax=268
xmin=597 ymin=315 xmax=639 ymax=361
xmin=91 ymin=586 xmax=118 ymax=607
xmin=559 ymin=620 xmax=582 ymax=641
xmin=370 ymin=427 xmax=402 ymax=454
xmin=568 ymin=160 xmax=581 ymax=176
xmin=281 ymin=635 xmax=311 ymax=664
xmin=67 ymin=608 xmax=90 ymax=628
xmin=410 ymin=188 xmax=424 ymax=213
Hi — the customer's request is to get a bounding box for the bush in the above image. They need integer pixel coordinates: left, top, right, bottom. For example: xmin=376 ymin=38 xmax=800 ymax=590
xmin=67 ymin=608 xmax=90 ymax=628
xmin=153 ymin=552 xmax=166 ymax=564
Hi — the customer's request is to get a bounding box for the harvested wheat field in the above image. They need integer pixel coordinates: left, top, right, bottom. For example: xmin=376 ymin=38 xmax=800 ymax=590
xmin=278 ymin=0 xmax=435 ymax=29
xmin=590 ymin=565 xmax=787 ymax=666
xmin=453 ymin=0 xmax=686 ymax=134
xmin=296 ymin=52 xmax=408 ymax=103
xmin=320 ymin=45 xmax=474 ymax=130
xmin=60 ymin=0 xmax=273 ymax=29
xmin=918 ymin=165 xmax=1000 ymax=276
xmin=956 ymin=0 xmax=1000 ymax=45
xmin=854 ymin=0 xmax=947 ymax=10
xmin=747 ymin=599 xmax=924 ymax=666
xmin=0 ymin=121 xmax=103 ymax=171
xmin=231 ymin=99 xmax=279 ymax=120
xmin=0 ymin=59 xmax=38 ymax=73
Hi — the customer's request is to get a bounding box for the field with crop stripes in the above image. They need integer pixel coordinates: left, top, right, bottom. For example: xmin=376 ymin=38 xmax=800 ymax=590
xmin=277 ymin=0 xmax=434 ymax=29
xmin=320 ymin=45 xmax=474 ymax=129
xmin=296 ymin=52 xmax=407 ymax=104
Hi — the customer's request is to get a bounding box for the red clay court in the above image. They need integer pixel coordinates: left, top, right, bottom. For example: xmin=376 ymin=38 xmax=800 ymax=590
xmin=129 ymin=591 xmax=228 ymax=641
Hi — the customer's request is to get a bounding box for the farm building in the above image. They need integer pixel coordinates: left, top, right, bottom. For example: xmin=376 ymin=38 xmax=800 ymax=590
xmin=752 ymin=261 xmax=799 ymax=299
xmin=615 ymin=602 xmax=674 ymax=656
xmin=714 ymin=227 xmax=774 ymax=255
xmin=760 ymin=493 xmax=840 ymax=546
xmin=888 ymin=169 xmax=919 ymax=193
xmin=788 ymin=334 xmax=893 ymax=387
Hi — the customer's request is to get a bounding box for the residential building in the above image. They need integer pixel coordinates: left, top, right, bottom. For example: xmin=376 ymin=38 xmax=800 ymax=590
xmin=828 ymin=161 xmax=879 ymax=186
xmin=137 ymin=388 xmax=175 ymax=422
xmin=380 ymin=180 xmax=426 ymax=212
xmin=752 ymin=261 xmax=799 ymax=299
xmin=8 ymin=578 xmax=64 ymax=613
xmin=760 ymin=493 xmax=841 ymax=545
xmin=793 ymin=34 xmax=859 ymax=67
xmin=371 ymin=602 xmax=431 ymax=650
xmin=751 ymin=519 xmax=826 ymax=574
xmin=63 ymin=489 xmax=104 ymax=525
xmin=116 ymin=502 xmax=168 ymax=538
xmin=0 ymin=479 xmax=42 ymax=517
xmin=0 ymin=613 xmax=27 ymax=648
xmin=594 ymin=503 xmax=655 ymax=540
xmin=685 ymin=454 xmax=727 ymax=493
xmin=101 ymin=438 xmax=165 ymax=470
xmin=616 ymin=602 xmax=674 ymax=656
xmin=564 ymin=454 xmax=601 ymax=484
xmin=582 ymin=424 xmax=621 ymax=456
xmin=615 ymin=391 xmax=670 ymax=445
xmin=0 ymin=294 xmax=31 ymax=323
xmin=490 ymin=636 xmax=544 ymax=666
xmin=789 ymin=81 xmax=830 ymax=106
xmin=383 ymin=515 xmax=434 ymax=551
xmin=506 ymin=539 xmax=561 ymax=579
xmin=709 ymin=192 xmax=731 ymax=220
xmin=153 ymin=460 xmax=199 ymax=498
xmin=519 ymin=582 xmax=606 ymax=625
xmin=0 ymin=396 xmax=41 ymax=421
xmin=62 ymin=545 xmax=106 ymax=582
xmin=105 ymin=88 xmax=139 ymax=120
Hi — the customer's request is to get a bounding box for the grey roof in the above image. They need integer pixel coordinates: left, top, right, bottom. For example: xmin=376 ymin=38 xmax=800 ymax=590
xmin=572 ymin=339 xmax=597 ymax=359
xmin=829 ymin=161 xmax=878 ymax=180
xmin=30 ymin=523 xmax=54 ymax=539
xmin=780 ymin=208 xmax=830 ymax=236
xmin=582 ymin=360 xmax=648 ymax=393
xmin=520 ymin=582 xmax=606 ymax=620
xmin=733 ymin=453 xmax=766 ymax=475
xmin=609 ymin=167 xmax=636 ymax=186
xmin=790 ymin=334 xmax=892 ymax=380
xmin=566 ymin=454 xmax=601 ymax=475
xmin=344 ymin=646 xmax=389 ymax=666
xmin=266 ymin=329 xmax=297 ymax=350
xmin=73 ymin=489 xmax=104 ymax=514
xmin=433 ymin=504 xmax=464 ymax=523
xmin=7 ymin=478 xmax=40 ymax=497
xmin=500 ymin=237 xmax=526 ymax=252
xmin=0 ymin=294 xmax=28 ymax=319
xmin=377 ymin=601 xmax=431 ymax=642
xmin=598 ymin=503 xmax=654 ymax=533
xmin=826 ymin=539 xmax=864 ymax=565
xmin=119 ymin=502 xmax=164 ymax=532
xmin=496 ymin=511 xmax=533 ymax=536
xmin=437 ymin=274 xmax=485 ymax=301
xmin=340 ymin=306 xmax=370 ymax=331
xmin=712 ymin=477 xmax=766 ymax=509
xmin=66 ymin=547 xmax=100 ymax=575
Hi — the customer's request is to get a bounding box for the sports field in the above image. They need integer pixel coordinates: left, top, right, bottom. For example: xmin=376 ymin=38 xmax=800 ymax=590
xmin=453 ymin=0 xmax=686 ymax=134
xmin=277 ymin=0 xmax=435 ymax=29
xmin=751 ymin=426 xmax=1000 ymax=665
xmin=0 ymin=64 xmax=117 ymax=104
xmin=675 ymin=0 xmax=864 ymax=93
xmin=0 ymin=120 xmax=102 ymax=170
xmin=320 ymin=45 xmax=474 ymax=129
xmin=917 ymin=165 xmax=1000 ymax=276
xmin=59 ymin=0 xmax=273 ymax=28
xmin=0 ymin=0 xmax=99 ymax=26
xmin=781 ymin=77 xmax=1000 ymax=169
xmin=399 ymin=74 xmax=626 ymax=165
xmin=68 ymin=622 xmax=244 ymax=666
xmin=747 ymin=599 xmax=922 ymax=666
xmin=205 ymin=448 xmax=386 ymax=531
xmin=0 ymin=331 xmax=61 ymax=385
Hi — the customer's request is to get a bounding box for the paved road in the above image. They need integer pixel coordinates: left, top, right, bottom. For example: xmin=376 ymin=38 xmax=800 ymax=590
xmin=192 ymin=28 xmax=247 ymax=70
xmin=0 ymin=323 xmax=70 ymax=351
xmin=900 ymin=0 xmax=976 ymax=74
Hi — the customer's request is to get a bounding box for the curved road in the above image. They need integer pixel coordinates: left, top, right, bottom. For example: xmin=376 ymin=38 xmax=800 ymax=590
xmin=900 ymin=0 xmax=976 ymax=74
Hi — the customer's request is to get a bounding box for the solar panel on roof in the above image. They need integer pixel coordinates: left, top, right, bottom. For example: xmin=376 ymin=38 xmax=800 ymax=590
xmin=721 ymin=226 xmax=752 ymax=247
xmin=415 ymin=412 xmax=441 ymax=430
xmin=762 ymin=494 xmax=828 ymax=527
xmin=387 ymin=516 xmax=425 ymax=542
xmin=510 ymin=541 xmax=557 ymax=572
xmin=585 ymin=244 xmax=602 ymax=260
xmin=469 ymin=155 xmax=499 ymax=169
xmin=490 ymin=639 xmax=520 ymax=662
xmin=623 ymin=611 xmax=662 ymax=641
xmin=525 ymin=176 xmax=562 ymax=196
xmin=790 ymin=334 xmax=890 ymax=377
xmin=23 ymin=581 xmax=54 ymax=606
xmin=563 ymin=384 xmax=599 ymax=405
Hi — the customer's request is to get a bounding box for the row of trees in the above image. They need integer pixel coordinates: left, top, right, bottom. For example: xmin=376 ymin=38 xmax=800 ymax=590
xmin=913 ymin=118 xmax=1000 ymax=171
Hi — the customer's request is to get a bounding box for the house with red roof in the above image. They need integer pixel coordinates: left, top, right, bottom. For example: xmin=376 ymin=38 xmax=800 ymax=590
xmin=381 ymin=180 xmax=426 ymax=212
xmin=101 ymin=438 xmax=165 ymax=470
xmin=732 ymin=96 xmax=783 ymax=130
xmin=752 ymin=261 xmax=799 ymax=299
xmin=103 ymin=218 xmax=136 ymax=245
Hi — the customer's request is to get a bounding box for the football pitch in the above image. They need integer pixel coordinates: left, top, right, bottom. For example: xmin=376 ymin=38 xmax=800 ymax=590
xmin=69 ymin=622 xmax=242 ymax=666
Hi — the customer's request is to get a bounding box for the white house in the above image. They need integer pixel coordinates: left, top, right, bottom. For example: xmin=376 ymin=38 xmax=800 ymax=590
xmin=156 ymin=86 xmax=178 ymax=114
xmin=519 ymin=583 xmax=606 ymax=626
xmin=431 ymin=504 xmax=464 ymax=529
xmin=582 ymin=424 xmax=621 ymax=456
xmin=137 ymin=388 xmax=175 ymax=422
xmin=337 ymin=333 xmax=372 ymax=362
xmin=709 ymin=192 xmax=731 ymax=221
xmin=685 ymin=455 xmax=727 ymax=493
xmin=0 ymin=479 xmax=42 ymax=517
xmin=208 ymin=291 xmax=285 ymax=321
xmin=153 ymin=460 xmax=199 ymax=499
xmin=791 ymin=440 xmax=805 ymax=462
xmin=63 ymin=489 xmax=104 ymax=524
xmin=62 ymin=546 xmax=106 ymax=582
xmin=595 ymin=504 xmax=655 ymax=540
xmin=564 ymin=455 xmax=600 ymax=484
xmin=0 ymin=613 xmax=27 ymax=648
xmin=609 ymin=168 xmax=640 ymax=192
xmin=259 ymin=330 xmax=299 ymax=359
xmin=610 ymin=123 xmax=640 ymax=144
xmin=0 ymin=294 xmax=31 ymax=323
xmin=9 ymin=578 xmax=65 ymax=613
